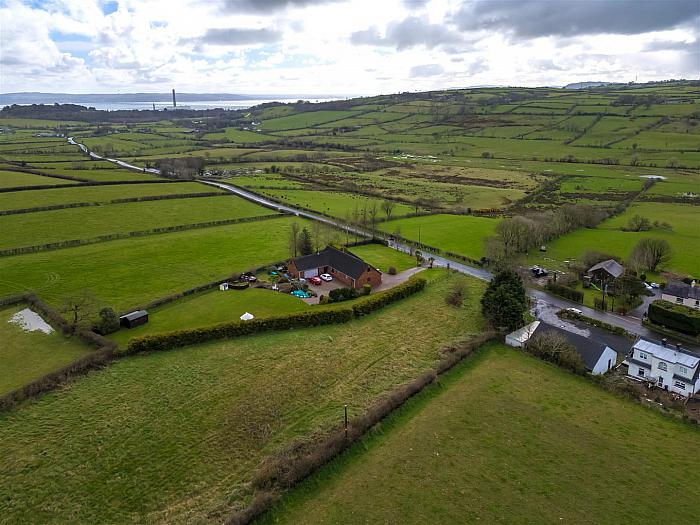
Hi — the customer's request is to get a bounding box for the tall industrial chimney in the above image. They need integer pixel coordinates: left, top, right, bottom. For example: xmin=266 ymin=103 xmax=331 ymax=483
xmin=172 ymin=89 xmax=177 ymax=108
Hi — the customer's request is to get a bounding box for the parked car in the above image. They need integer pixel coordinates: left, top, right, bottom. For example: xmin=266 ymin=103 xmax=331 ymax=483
xmin=320 ymin=273 xmax=333 ymax=282
xmin=649 ymin=282 xmax=660 ymax=289
xmin=308 ymin=276 xmax=322 ymax=285
xmin=644 ymin=283 xmax=654 ymax=292
xmin=565 ymin=307 xmax=583 ymax=315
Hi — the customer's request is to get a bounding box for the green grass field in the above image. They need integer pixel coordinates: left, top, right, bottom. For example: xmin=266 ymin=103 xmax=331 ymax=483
xmin=109 ymin=286 xmax=310 ymax=346
xmin=0 ymin=195 xmax=273 ymax=250
xmin=0 ymin=169 xmax=76 ymax=188
xmin=347 ymin=243 xmax=416 ymax=273
xmin=0 ymin=216 xmax=309 ymax=310
xmin=0 ymin=182 xmax=224 ymax=211
xmin=261 ymin=343 xmax=700 ymax=524
xmin=379 ymin=214 xmax=501 ymax=260
xmin=0 ymin=271 xmax=486 ymax=524
xmin=0 ymin=305 xmax=90 ymax=395
xmin=527 ymin=202 xmax=699 ymax=276
xmin=258 ymin=189 xmax=415 ymax=219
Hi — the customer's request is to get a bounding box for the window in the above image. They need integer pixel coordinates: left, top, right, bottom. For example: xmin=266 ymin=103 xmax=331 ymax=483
xmin=676 ymin=297 xmax=683 ymax=304
xmin=674 ymin=381 xmax=685 ymax=390
xmin=638 ymin=368 xmax=645 ymax=377
xmin=639 ymin=352 xmax=648 ymax=360
xmin=658 ymin=362 xmax=667 ymax=371
xmin=658 ymin=377 xmax=664 ymax=386
xmin=679 ymin=366 xmax=688 ymax=375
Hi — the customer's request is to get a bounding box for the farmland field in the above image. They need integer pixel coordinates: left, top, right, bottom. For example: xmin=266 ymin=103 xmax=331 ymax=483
xmin=0 ymin=271 xmax=487 ymax=524
xmin=347 ymin=243 xmax=417 ymax=273
xmin=526 ymin=202 xmax=700 ymax=276
xmin=261 ymin=343 xmax=700 ymax=524
xmin=0 ymin=169 xmax=78 ymax=188
xmin=0 ymin=305 xmax=90 ymax=395
xmin=0 ymin=195 xmax=274 ymax=250
xmin=0 ymin=216 xmax=309 ymax=310
xmin=379 ymin=214 xmax=501 ymax=260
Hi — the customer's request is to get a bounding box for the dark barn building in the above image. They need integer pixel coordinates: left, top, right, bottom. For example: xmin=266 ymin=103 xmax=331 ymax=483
xmin=119 ymin=310 xmax=149 ymax=329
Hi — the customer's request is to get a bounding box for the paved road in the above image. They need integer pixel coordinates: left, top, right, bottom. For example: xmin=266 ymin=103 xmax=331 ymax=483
xmin=66 ymin=137 xmax=697 ymax=351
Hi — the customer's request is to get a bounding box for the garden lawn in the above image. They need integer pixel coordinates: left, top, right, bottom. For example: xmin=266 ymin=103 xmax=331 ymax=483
xmin=347 ymin=243 xmax=416 ymax=273
xmin=0 ymin=195 xmax=274 ymax=250
xmin=0 ymin=305 xmax=91 ymax=395
xmin=0 ymin=216 xmax=309 ymax=311
xmin=0 ymin=271 xmax=487 ymax=524
xmin=109 ymin=287 xmax=309 ymax=346
xmin=527 ymin=202 xmax=700 ymax=276
xmin=379 ymin=214 xmax=500 ymax=260
xmin=261 ymin=343 xmax=700 ymax=525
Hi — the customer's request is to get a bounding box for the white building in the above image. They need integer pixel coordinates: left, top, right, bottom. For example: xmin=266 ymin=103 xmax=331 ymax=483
xmin=626 ymin=339 xmax=700 ymax=396
xmin=505 ymin=321 xmax=618 ymax=375
xmin=661 ymin=281 xmax=700 ymax=309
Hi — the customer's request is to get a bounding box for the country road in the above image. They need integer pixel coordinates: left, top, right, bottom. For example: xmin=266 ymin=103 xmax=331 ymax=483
xmin=66 ymin=137 xmax=698 ymax=352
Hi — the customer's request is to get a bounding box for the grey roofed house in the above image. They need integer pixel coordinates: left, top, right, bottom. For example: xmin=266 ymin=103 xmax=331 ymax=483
xmin=587 ymin=259 xmax=624 ymax=279
xmin=290 ymin=246 xmax=374 ymax=280
xmin=664 ymin=281 xmax=700 ymax=301
xmin=530 ymin=322 xmax=618 ymax=374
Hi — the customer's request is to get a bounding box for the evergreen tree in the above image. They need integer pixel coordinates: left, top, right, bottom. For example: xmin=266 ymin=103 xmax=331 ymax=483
xmin=298 ymin=227 xmax=314 ymax=256
xmin=481 ymin=270 xmax=527 ymax=331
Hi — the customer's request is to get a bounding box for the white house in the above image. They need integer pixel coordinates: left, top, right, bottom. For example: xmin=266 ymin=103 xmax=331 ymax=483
xmin=661 ymin=281 xmax=700 ymax=309
xmin=626 ymin=339 xmax=700 ymax=396
xmin=505 ymin=321 xmax=618 ymax=375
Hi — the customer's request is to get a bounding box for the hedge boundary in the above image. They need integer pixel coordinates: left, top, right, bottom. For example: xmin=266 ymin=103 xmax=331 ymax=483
xmin=0 ymin=213 xmax=285 ymax=257
xmin=121 ymin=278 xmax=427 ymax=356
xmin=0 ymin=293 xmax=117 ymax=412
xmin=0 ymin=179 xmax=184 ymax=194
xmin=0 ymin=191 xmax=228 ymax=216
xmin=224 ymin=331 xmax=498 ymax=525
xmin=648 ymin=299 xmax=700 ymax=336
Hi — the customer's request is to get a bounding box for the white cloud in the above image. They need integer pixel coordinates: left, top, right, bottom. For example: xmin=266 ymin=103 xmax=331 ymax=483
xmin=0 ymin=0 xmax=698 ymax=94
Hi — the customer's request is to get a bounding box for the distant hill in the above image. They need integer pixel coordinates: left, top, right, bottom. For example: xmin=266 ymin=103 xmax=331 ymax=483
xmin=563 ymin=82 xmax=612 ymax=90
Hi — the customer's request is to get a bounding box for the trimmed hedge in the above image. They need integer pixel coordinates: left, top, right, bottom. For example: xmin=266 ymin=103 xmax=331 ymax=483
xmin=558 ymin=309 xmax=631 ymax=338
xmin=122 ymin=308 xmax=354 ymax=355
xmin=123 ymin=277 xmax=428 ymax=356
xmin=546 ymin=282 xmax=584 ymax=303
xmin=648 ymin=300 xmax=700 ymax=336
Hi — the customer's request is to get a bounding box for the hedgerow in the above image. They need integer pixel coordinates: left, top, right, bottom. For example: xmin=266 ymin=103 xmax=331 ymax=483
xmin=648 ymin=300 xmax=700 ymax=335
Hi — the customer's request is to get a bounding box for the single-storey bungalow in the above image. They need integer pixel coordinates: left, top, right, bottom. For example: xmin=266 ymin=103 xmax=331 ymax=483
xmin=626 ymin=338 xmax=700 ymax=396
xmin=662 ymin=281 xmax=700 ymax=309
xmin=119 ymin=310 xmax=149 ymax=329
xmin=288 ymin=246 xmax=382 ymax=290
xmin=506 ymin=321 xmax=618 ymax=375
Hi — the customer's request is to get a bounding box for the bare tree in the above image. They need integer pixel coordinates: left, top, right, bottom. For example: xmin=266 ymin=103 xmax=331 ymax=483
xmin=368 ymin=202 xmax=379 ymax=233
xmin=381 ymin=200 xmax=396 ymax=221
xmin=629 ymin=238 xmax=672 ymax=272
xmin=60 ymin=291 xmax=98 ymax=334
xmin=312 ymin=220 xmax=323 ymax=252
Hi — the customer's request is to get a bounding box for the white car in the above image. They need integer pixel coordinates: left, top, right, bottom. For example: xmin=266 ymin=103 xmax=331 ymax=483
xmin=644 ymin=283 xmax=654 ymax=292
xmin=320 ymin=273 xmax=333 ymax=282
xmin=565 ymin=307 xmax=583 ymax=315
xmin=649 ymin=282 xmax=660 ymax=289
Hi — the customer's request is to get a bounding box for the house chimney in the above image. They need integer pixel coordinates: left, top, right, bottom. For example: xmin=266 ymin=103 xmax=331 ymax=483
xmin=692 ymin=280 xmax=696 ymax=288
xmin=172 ymin=89 xmax=177 ymax=108
xmin=661 ymin=338 xmax=667 ymax=347
xmin=676 ymin=343 xmax=682 ymax=351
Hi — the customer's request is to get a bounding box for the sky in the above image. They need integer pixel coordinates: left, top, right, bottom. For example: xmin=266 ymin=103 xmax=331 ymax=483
xmin=0 ymin=0 xmax=698 ymax=95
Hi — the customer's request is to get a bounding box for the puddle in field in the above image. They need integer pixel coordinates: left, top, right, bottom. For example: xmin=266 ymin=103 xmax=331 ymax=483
xmin=8 ymin=308 xmax=54 ymax=334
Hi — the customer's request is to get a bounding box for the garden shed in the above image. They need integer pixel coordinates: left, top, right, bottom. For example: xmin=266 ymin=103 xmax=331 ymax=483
xmin=119 ymin=310 xmax=149 ymax=329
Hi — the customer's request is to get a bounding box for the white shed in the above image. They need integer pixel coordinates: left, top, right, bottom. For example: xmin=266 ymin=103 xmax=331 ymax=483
xmin=505 ymin=321 xmax=540 ymax=348
xmin=219 ymin=282 xmax=229 ymax=291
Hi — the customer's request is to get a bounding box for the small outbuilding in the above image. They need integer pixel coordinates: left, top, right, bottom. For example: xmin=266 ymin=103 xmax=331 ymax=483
xmin=506 ymin=321 xmax=618 ymax=375
xmin=240 ymin=312 xmax=254 ymax=321
xmin=219 ymin=282 xmax=229 ymax=291
xmin=587 ymin=259 xmax=624 ymax=281
xmin=119 ymin=310 xmax=149 ymax=329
